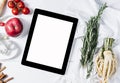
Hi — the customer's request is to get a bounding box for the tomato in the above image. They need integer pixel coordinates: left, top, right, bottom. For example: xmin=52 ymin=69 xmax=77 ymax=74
xmin=8 ymin=1 xmax=15 ymax=8
xmin=8 ymin=0 xmax=30 ymax=15
xmin=17 ymin=1 xmax=25 ymax=8
xmin=0 ymin=22 xmax=5 ymax=26
xmin=22 ymin=7 xmax=30 ymax=14
xmin=14 ymin=0 xmax=21 ymax=3
xmin=12 ymin=7 xmax=19 ymax=15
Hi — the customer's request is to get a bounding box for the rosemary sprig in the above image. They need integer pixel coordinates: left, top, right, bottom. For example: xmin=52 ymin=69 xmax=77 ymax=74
xmin=80 ymin=3 xmax=107 ymax=78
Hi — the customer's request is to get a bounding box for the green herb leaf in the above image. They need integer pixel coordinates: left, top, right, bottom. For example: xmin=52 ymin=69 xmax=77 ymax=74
xmin=80 ymin=3 xmax=107 ymax=78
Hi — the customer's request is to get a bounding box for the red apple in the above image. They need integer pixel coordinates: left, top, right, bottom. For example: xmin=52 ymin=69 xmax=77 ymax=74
xmin=5 ymin=18 xmax=23 ymax=37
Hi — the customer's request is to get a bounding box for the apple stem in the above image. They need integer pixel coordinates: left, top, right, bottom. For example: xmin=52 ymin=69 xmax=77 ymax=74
xmin=0 ymin=21 xmax=5 ymax=26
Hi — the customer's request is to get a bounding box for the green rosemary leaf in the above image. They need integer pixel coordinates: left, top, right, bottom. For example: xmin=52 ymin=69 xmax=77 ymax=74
xmin=80 ymin=3 xmax=107 ymax=78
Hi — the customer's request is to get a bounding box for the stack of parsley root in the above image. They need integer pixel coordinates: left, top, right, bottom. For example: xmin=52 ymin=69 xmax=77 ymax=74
xmin=95 ymin=38 xmax=117 ymax=83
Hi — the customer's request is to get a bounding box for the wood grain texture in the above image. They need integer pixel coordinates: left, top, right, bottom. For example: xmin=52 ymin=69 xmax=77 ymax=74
xmin=0 ymin=0 xmax=7 ymax=16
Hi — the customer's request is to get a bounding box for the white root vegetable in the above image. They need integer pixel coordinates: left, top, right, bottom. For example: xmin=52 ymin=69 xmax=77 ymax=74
xmin=95 ymin=38 xmax=117 ymax=83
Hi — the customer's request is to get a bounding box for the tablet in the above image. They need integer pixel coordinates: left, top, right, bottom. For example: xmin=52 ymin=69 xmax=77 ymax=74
xmin=22 ymin=9 xmax=78 ymax=75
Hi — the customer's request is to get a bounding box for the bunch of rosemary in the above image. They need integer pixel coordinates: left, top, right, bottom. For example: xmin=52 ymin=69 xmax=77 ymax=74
xmin=80 ymin=3 xmax=107 ymax=78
